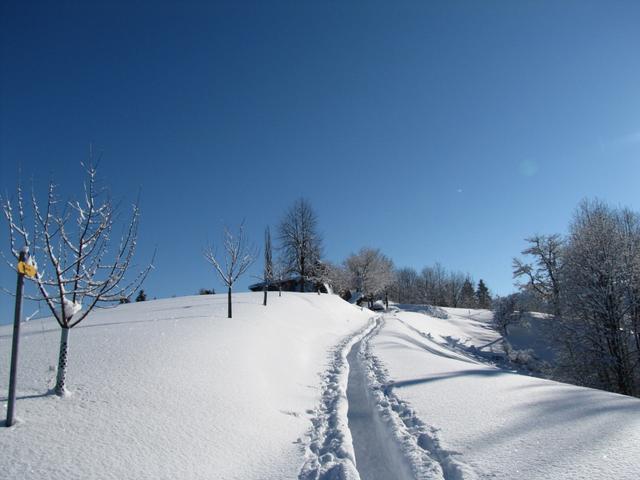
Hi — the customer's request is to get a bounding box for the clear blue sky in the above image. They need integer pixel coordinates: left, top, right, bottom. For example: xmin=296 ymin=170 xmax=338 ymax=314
xmin=2 ymin=1 xmax=640 ymax=323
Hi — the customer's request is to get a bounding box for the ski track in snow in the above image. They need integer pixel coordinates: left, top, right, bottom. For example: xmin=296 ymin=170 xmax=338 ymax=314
xmin=298 ymin=317 xmax=378 ymax=480
xmin=358 ymin=316 xmax=478 ymax=480
xmin=299 ymin=314 xmax=478 ymax=480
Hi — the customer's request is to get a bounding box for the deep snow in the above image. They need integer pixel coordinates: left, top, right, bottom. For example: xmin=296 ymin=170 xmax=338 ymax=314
xmin=370 ymin=307 xmax=640 ymax=479
xmin=0 ymin=292 xmax=370 ymax=479
xmin=2 ymin=294 xmax=640 ymax=480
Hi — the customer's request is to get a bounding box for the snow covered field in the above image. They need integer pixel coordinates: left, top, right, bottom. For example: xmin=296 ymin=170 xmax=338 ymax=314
xmin=2 ymin=294 xmax=640 ymax=479
xmin=0 ymin=293 xmax=370 ymax=479
xmin=369 ymin=307 xmax=640 ymax=479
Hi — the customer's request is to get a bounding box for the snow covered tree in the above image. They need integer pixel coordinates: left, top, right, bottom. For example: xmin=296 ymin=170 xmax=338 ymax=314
xmin=492 ymin=294 xmax=523 ymax=335
xmin=344 ymin=248 xmax=394 ymax=308
xmin=476 ymin=279 xmax=492 ymax=309
xmin=262 ymin=226 xmax=273 ymax=306
xmin=278 ymin=198 xmax=322 ymax=292
xmin=559 ymin=200 xmax=639 ymax=395
xmin=1 ymin=163 xmax=153 ymax=395
xmin=204 ymin=223 xmax=257 ymax=318
xmin=513 ymin=234 xmax=564 ymax=317
xmin=327 ymin=261 xmax=351 ymax=298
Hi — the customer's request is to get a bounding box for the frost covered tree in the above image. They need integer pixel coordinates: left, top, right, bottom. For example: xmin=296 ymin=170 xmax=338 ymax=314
xmin=559 ymin=200 xmax=640 ymax=395
xmin=204 ymin=223 xmax=256 ymax=318
xmin=1 ymin=164 xmax=153 ymax=395
xmin=278 ymin=198 xmax=322 ymax=292
xmin=345 ymin=248 xmax=394 ymax=308
xmin=513 ymin=234 xmax=564 ymax=317
xmin=327 ymin=262 xmax=351 ymax=298
xmin=492 ymin=294 xmax=523 ymax=335
xmin=262 ymin=227 xmax=273 ymax=306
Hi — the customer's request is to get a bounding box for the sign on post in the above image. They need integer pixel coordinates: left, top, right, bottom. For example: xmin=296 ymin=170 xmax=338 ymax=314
xmin=5 ymin=248 xmax=36 ymax=427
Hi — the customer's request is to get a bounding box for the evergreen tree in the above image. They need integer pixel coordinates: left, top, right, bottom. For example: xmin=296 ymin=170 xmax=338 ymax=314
xmin=476 ymin=280 xmax=491 ymax=309
xmin=460 ymin=278 xmax=476 ymax=308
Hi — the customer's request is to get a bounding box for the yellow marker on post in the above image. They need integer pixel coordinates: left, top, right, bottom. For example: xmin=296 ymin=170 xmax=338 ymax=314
xmin=17 ymin=261 xmax=37 ymax=278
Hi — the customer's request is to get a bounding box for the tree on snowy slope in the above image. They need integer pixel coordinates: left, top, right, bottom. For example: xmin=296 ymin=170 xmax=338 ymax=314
xmin=476 ymin=279 xmax=492 ymax=309
xmin=204 ymin=222 xmax=257 ymax=318
xmin=345 ymin=247 xmax=394 ymax=308
xmin=1 ymin=163 xmax=154 ymax=396
xmin=513 ymin=234 xmax=564 ymax=317
xmin=460 ymin=278 xmax=477 ymax=308
xmin=262 ymin=226 xmax=273 ymax=306
xmin=559 ymin=200 xmax=640 ymax=395
xmin=492 ymin=294 xmax=523 ymax=335
xmin=392 ymin=267 xmax=419 ymax=304
xmin=278 ymin=198 xmax=323 ymax=292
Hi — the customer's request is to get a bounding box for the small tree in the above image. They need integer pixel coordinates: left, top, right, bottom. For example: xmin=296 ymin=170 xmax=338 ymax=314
xmin=476 ymin=279 xmax=492 ymax=309
xmin=1 ymin=163 xmax=153 ymax=395
xmin=460 ymin=278 xmax=476 ymax=308
xmin=204 ymin=223 xmax=256 ymax=318
xmin=135 ymin=289 xmax=147 ymax=302
xmin=262 ymin=226 xmax=273 ymax=306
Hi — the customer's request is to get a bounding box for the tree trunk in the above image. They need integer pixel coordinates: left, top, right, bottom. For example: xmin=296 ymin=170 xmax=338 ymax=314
xmin=228 ymin=286 xmax=232 ymax=318
xmin=263 ymin=284 xmax=268 ymax=306
xmin=55 ymin=328 xmax=70 ymax=396
xmin=385 ymin=291 xmax=389 ymax=310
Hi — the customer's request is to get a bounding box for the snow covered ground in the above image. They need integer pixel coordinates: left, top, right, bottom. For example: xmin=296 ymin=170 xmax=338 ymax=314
xmin=367 ymin=307 xmax=640 ymax=479
xmin=0 ymin=293 xmax=371 ymax=479
xmin=2 ymin=295 xmax=639 ymax=479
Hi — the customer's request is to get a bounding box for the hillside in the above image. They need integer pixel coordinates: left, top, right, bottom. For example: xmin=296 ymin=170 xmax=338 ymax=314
xmin=2 ymin=294 xmax=640 ymax=480
xmin=0 ymin=293 xmax=371 ymax=479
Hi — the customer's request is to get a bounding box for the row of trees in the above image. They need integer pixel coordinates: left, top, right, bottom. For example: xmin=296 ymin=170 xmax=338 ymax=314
xmin=389 ymin=264 xmax=492 ymax=309
xmin=0 ymin=162 xmax=489 ymax=396
xmin=513 ymin=199 xmax=640 ymax=396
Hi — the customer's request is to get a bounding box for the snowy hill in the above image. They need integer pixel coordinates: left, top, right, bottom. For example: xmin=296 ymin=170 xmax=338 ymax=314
xmin=0 ymin=293 xmax=371 ymax=479
xmin=2 ymin=295 xmax=640 ymax=479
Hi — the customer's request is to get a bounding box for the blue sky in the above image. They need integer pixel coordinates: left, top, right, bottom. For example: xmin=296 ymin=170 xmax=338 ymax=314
xmin=1 ymin=1 xmax=640 ymax=323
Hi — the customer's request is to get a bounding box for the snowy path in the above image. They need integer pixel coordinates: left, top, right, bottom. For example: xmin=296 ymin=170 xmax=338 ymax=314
xmin=346 ymin=327 xmax=415 ymax=480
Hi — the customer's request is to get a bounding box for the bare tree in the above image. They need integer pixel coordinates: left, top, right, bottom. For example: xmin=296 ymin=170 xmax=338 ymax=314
xmin=204 ymin=223 xmax=257 ymax=318
xmin=1 ymin=164 xmax=153 ymax=395
xmin=262 ymin=226 xmax=273 ymax=306
xmin=278 ymin=198 xmax=322 ymax=292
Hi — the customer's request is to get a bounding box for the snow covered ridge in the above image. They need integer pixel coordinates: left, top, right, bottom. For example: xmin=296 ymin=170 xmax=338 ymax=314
xmin=0 ymin=292 xmax=371 ymax=480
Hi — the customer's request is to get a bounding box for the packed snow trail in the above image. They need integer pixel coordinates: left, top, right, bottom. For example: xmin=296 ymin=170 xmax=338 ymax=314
xmin=346 ymin=331 xmax=414 ymax=480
